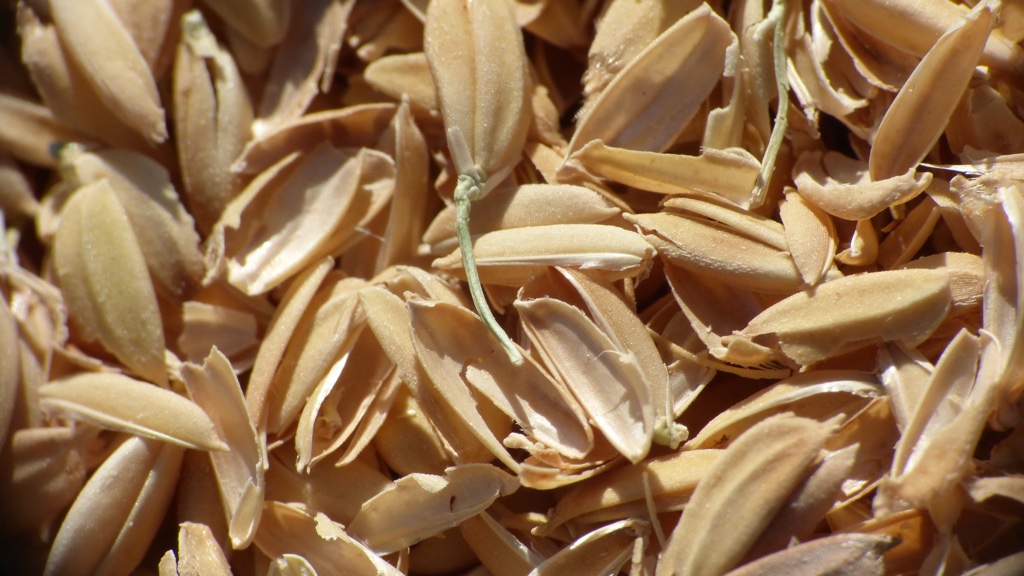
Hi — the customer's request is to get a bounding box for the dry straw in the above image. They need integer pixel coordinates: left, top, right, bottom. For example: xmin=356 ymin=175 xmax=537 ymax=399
xmin=1 ymin=0 xmax=1024 ymax=574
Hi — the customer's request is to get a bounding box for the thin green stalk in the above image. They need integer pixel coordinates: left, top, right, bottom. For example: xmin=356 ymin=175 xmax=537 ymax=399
xmin=752 ymin=0 xmax=789 ymax=208
xmin=455 ymin=175 xmax=524 ymax=366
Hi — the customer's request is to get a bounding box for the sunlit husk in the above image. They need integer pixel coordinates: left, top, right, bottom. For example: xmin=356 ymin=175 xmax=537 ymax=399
xmin=6 ymin=0 xmax=1024 ymax=573
xmin=163 ymin=522 xmax=233 ymax=576
xmin=735 ymin=269 xmax=952 ymax=365
xmin=255 ymin=0 xmax=353 ymax=132
xmin=630 ymin=211 xmax=804 ymax=293
xmin=246 ymin=257 xmax=333 ymax=429
xmin=658 ymin=414 xmax=840 ymax=576
xmin=685 ymin=370 xmax=882 ymax=450
xmin=421 ymin=184 xmax=618 ymax=256
xmin=263 ymin=273 xmax=365 ymax=435
xmin=294 ymin=329 xmax=395 ymax=470
xmin=432 ymin=223 xmax=655 ymax=285
xmin=542 ymin=449 xmax=720 ymax=533
xmin=49 ymin=0 xmax=167 ymax=143
xmin=178 ymin=300 xmax=260 ymax=370
xmin=253 ymin=502 xmax=402 ymax=576
xmin=374 ymin=101 xmax=432 ymax=272
xmin=724 ymin=533 xmax=896 ymax=576
xmin=517 ymin=295 xmax=655 ymax=463
xmin=460 ymin=512 xmax=543 ymax=576
xmin=173 ymin=9 xmax=253 ymax=235
xmin=878 ymin=330 xmax=1003 ymax=528
xmin=569 ymin=141 xmax=761 ymax=207
xmin=181 ymin=348 xmax=265 ymax=548
xmin=60 ymin=146 xmax=204 ymax=303
xmin=53 ymin=180 xmax=167 ymax=385
xmin=529 ymin=519 xmax=648 ymax=576
xmin=793 ymin=151 xmax=932 ymax=221
xmin=565 ymin=3 xmax=733 ymax=158
xmin=347 ymin=464 xmax=519 ymax=554
xmin=424 ymin=0 xmax=531 ymax=183
xmin=868 ymin=2 xmax=994 ymax=182
xmin=233 ymin=104 xmax=396 ymax=176
xmin=16 ymin=5 xmax=153 ymax=153
xmin=360 ymin=286 xmax=519 ymax=470
xmin=780 ymin=188 xmax=838 ymax=285
xmin=215 ymin=145 xmax=394 ymax=296
xmin=40 ymin=373 xmax=226 ymax=451
xmin=582 ymin=0 xmax=703 ymax=107
xmin=45 ymin=437 xmax=184 ymax=576
xmin=409 ymin=299 xmax=592 ymax=459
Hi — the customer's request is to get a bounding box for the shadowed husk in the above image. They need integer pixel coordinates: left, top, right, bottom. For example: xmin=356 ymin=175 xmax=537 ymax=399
xmin=2 ymin=0 xmax=1024 ymax=574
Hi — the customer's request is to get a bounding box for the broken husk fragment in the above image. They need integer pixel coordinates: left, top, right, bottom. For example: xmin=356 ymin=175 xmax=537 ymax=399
xmin=2 ymin=0 xmax=1023 ymax=573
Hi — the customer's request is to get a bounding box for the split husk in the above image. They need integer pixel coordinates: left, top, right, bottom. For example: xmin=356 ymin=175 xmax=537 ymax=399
xmin=3 ymin=0 xmax=1024 ymax=573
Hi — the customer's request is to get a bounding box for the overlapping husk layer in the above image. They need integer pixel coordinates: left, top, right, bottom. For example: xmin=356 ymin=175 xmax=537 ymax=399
xmin=2 ymin=0 xmax=1024 ymax=574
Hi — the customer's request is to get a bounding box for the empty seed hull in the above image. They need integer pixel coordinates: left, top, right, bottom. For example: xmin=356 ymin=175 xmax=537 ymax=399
xmin=1 ymin=0 xmax=1023 ymax=574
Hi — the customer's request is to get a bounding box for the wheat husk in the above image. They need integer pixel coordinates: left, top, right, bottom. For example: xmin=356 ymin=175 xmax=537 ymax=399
xmin=658 ymin=414 xmax=841 ymax=576
xmin=18 ymin=3 xmax=164 ymax=155
xmin=60 ymin=146 xmax=204 ymax=302
xmin=421 ymin=183 xmax=618 ymax=255
xmin=292 ymin=327 xmax=394 ymax=470
xmin=569 ymin=141 xmax=761 ymax=207
xmin=432 ymin=223 xmax=655 ymax=285
xmin=530 ymin=518 xmax=648 ymax=576
xmin=232 ymin=103 xmax=397 ymax=176
xmin=0 ymin=155 xmax=39 ymax=219
xmin=0 ymin=427 xmax=92 ymax=536
xmin=161 ymin=521 xmax=233 ymax=576
xmin=40 ymin=373 xmax=226 ymax=451
xmin=181 ymin=348 xmax=264 ymax=548
xmin=255 ymin=0 xmax=353 ymax=132
xmin=410 ymin=298 xmax=592 ymax=459
xmin=263 ymin=445 xmax=391 ymax=527
xmin=363 ymin=53 xmax=438 ymax=113
xmin=244 ymin=256 xmax=333 ymax=429
xmin=52 ymin=179 xmax=168 ymax=385
xmin=360 ymin=286 xmax=520 ymax=471
xmin=201 ymin=0 xmax=291 ymax=48
xmin=44 ymin=437 xmax=183 ymax=576
xmin=736 ymin=268 xmax=953 ymax=365
xmin=724 ymin=532 xmax=896 ymax=576
xmin=347 ymin=463 xmax=518 ymax=554
xmin=565 ymin=3 xmax=733 ymax=159
xmin=518 ymin=294 xmax=655 ymax=463
xmin=0 ymin=291 xmax=18 ymax=448
xmin=459 ymin=511 xmax=542 ymax=576
xmin=375 ymin=101 xmax=433 ymax=272
xmin=177 ymin=301 xmax=259 ymax=370
xmin=173 ymin=9 xmax=253 ymax=236
xmin=0 ymin=91 xmax=88 ymax=168
xmin=425 ymin=0 xmax=531 ymax=188
xmin=253 ymin=502 xmax=402 ymax=576
xmin=48 ymin=0 xmax=167 ymax=143
xmin=5 ymin=0 xmax=1024 ymax=573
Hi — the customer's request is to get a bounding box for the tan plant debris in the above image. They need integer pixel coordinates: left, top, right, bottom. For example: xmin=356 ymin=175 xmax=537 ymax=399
xmin=3 ymin=0 xmax=1024 ymax=573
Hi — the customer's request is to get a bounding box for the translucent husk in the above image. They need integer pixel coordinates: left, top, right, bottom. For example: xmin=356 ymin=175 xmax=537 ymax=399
xmin=5 ymin=1 xmax=1024 ymax=573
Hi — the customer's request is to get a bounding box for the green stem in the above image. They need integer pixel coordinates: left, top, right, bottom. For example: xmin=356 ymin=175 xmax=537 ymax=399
xmin=753 ymin=0 xmax=789 ymax=208
xmin=455 ymin=176 xmax=524 ymax=366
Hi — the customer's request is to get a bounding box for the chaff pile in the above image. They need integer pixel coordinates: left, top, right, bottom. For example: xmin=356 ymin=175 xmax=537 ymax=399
xmin=2 ymin=0 xmax=1024 ymax=574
